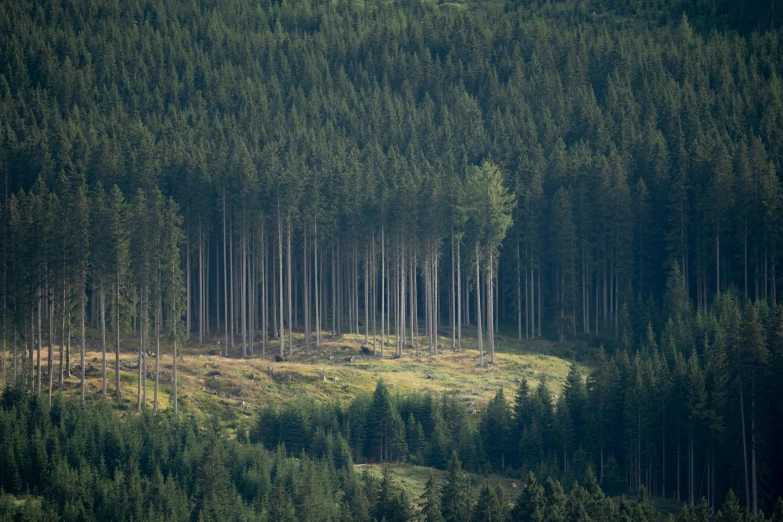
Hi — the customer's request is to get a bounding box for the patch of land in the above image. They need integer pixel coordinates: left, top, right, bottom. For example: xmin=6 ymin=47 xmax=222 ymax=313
xmin=10 ymin=326 xmax=592 ymax=434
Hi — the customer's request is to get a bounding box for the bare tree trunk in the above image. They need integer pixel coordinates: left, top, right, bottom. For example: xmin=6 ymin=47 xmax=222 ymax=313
xmin=372 ymin=230 xmax=376 ymax=355
xmin=223 ymin=191 xmax=229 ymax=356
xmin=677 ymin=422 xmax=681 ymax=501
xmin=229 ymin=216 xmax=235 ymax=352
xmin=101 ymin=284 xmax=106 ymax=400
xmin=425 ymin=245 xmax=431 ymax=354
xmin=751 ymin=375 xmax=758 ymax=515
xmin=207 ymin=230 xmax=211 ymax=338
xmin=13 ymin=331 xmax=18 ymax=387
xmin=262 ymin=227 xmax=267 ymax=359
xmin=287 ymin=213 xmax=293 ymax=359
xmin=404 ymin=240 xmax=408 ymax=353
xmin=488 ymin=251 xmax=494 ymax=364
xmin=381 ymin=226 xmax=385 ymax=357
xmin=517 ymin=241 xmax=522 ymax=341
xmin=249 ymin=228 xmax=255 ymax=356
xmin=452 ymin=231 xmax=457 ymax=349
xmin=314 ymin=215 xmax=320 ymax=349
xmin=739 ymin=377 xmax=751 ymax=512
xmin=364 ymin=247 xmax=369 ymax=345
xmin=154 ymin=299 xmax=160 ymax=414
xmin=689 ymin=422 xmax=694 ymax=505
xmin=410 ymin=247 xmax=415 ymax=354
xmin=304 ymin=222 xmax=310 ymax=352
xmin=115 ymin=281 xmax=121 ymax=397
xmin=66 ymin=308 xmax=71 ymax=380
xmin=137 ymin=293 xmax=143 ymax=412
xmin=537 ymin=267 xmax=542 ymax=337
xmin=355 ymin=239 xmax=360 ymax=335
xmin=37 ymin=290 xmax=41 ymax=395
xmin=199 ymin=217 xmax=204 ymax=345
xmin=331 ymin=240 xmax=336 ymax=336
xmin=186 ymin=210 xmax=191 ymax=342
xmin=476 ymin=242 xmax=483 ymax=366
xmin=457 ymin=240 xmax=461 ymax=351
xmin=241 ymin=212 xmax=248 ymax=358
xmin=278 ymin=203 xmax=284 ymax=357
xmin=172 ymin=298 xmax=178 ymax=417
xmin=662 ymin=396 xmax=666 ymax=498
xmin=716 ymin=232 xmax=720 ymax=298
xmin=48 ymin=289 xmax=54 ymax=404
xmin=80 ymin=283 xmax=86 ymax=404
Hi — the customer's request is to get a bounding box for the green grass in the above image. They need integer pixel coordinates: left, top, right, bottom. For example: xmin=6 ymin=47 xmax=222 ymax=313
xmin=20 ymin=324 xmax=594 ymax=435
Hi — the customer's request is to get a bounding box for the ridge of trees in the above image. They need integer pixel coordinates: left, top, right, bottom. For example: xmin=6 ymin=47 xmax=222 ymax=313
xmin=1 ymin=389 xmax=780 ymax=522
xmin=248 ymin=275 xmax=783 ymax=515
xmin=2 ymin=0 xmax=783 ymax=518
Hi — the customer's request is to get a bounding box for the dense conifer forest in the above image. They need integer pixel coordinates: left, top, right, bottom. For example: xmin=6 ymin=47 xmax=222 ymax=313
xmin=3 ymin=0 xmax=783 ymax=519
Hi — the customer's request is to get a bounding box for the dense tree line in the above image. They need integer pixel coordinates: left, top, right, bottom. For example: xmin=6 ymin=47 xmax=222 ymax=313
xmin=0 ymin=176 xmax=185 ymax=412
xmin=2 ymin=0 xmax=783 ymax=517
xmin=3 ymin=0 xmax=783 ymax=372
xmin=2 ymin=389 xmax=780 ymax=522
xmin=251 ymin=266 xmax=783 ymax=516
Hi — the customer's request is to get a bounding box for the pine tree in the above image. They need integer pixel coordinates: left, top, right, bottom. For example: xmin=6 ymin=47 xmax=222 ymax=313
xmin=421 ymin=473 xmax=445 ymax=522
xmin=472 ymin=483 xmax=508 ymax=522
xmin=510 ymin=472 xmax=545 ymax=522
xmin=480 ymin=388 xmax=511 ymax=471
xmin=108 ymin=185 xmax=130 ymax=399
xmin=441 ymin=452 xmax=473 ymax=522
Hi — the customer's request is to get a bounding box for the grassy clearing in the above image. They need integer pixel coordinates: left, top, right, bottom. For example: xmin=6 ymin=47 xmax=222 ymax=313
xmin=16 ymin=325 xmax=593 ymax=433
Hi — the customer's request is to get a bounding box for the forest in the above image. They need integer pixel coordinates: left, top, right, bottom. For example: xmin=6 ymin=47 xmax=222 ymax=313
xmin=2 ymin=0 xmax=783 ymax=519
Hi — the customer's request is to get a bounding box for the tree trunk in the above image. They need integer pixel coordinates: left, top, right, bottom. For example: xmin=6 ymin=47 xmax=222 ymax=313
xmin=381 ymin=226 xmax=385 ymax=357
xmin=751 ymin=375 xmax=758 ymax=515
xmin=172 ymin=298 xmax=178 ymax=417
xmin=287 ymin=213 xmax=293 ymax=359
xmin=154 ymin=299 xmax=160 ymax=414
xmin=304 ymin=221 xmax=310 ymax=352
xmin=199 ymin=217 xmax=204 ymax=345
xmin=314 ymin=215 xmax=320 ymax=349
xmin=488 ymin=250 xmax=494 ymax=364
xmin=115 ymin=281 xmax=121 ymax=398
xmin=278 ymin=204 xmax=284 ymax=357
xmin=137 ymin=293 xmax=143 ymax=412
xmin=739 ymin=377 xmax=751 ymax=512
xmin=537 ymin=267 xmax=542 ymax=336
xmin=372 ymin=230 xmax=376 ymax=355
xmin=207 ymin=229 xmax=211 ymax=338
xmin=241 ymin=212 xmax=248 ymax=358
xmin=80 ymin=283 xmax=86 ymax=404
xmin=48 ymin=289 xmax=54 ymax=404
xmin=37 ymin=290 xmax=41 ymax=395
xmin=689 ymin=422 xmax=694 ymax=505
xmin=262 ymin=227 xmax=267 ymax=358
xmin=186 ymin=208 xmax=191 ymax=341
xmin=229 ymin=216 xmax=235 ymax=352
xmin=476 ymin=242 xmax=483 ymax=366
xmin=223 ymin=191 xmax=229 ymax=356
xmin=457 ymin=240 xmax=461 ymax=351
xmin=410 ymin=246 xmax=415 ymax=354
xmin=101 ymin=284 xmax=106 ymax=400
xmin=364 ymin=246 xmax=369 ymax=345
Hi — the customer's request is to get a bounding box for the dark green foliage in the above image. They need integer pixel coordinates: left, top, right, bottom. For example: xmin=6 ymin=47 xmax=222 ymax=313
xmin=441 ymin=452 xmax=474 ymax=522
xmin=472 ymin=484 xmax=509 ymax=522
xmin=422 ymin=473 xmax=446 ymax=522
xmin=0 ymin=391 xmax=347 ymax=521
xmin=2 ymin=0 xmax=783 ymax=518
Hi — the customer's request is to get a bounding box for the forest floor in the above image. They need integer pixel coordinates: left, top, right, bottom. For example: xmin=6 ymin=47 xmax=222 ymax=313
xmin=23 ymin=324 xmax=592 ymax=434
